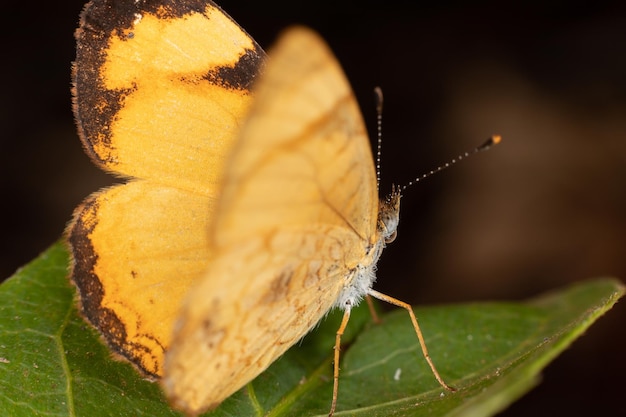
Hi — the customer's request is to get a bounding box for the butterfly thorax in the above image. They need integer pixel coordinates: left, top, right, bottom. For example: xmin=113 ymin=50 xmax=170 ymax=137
xmin=334 ymin=186 xmax=402 ymax=310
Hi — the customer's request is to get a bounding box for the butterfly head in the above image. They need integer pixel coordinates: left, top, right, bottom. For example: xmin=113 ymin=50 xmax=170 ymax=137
xmin=378 ymin=184 xmax=402 ymax=244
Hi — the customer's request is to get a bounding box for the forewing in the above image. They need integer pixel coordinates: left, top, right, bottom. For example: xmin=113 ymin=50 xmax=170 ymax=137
xmin=73 ymin=0 xmax=265 ymax=194
xmin=163 ymin=27 xmax=379 ymax=415
xmin=213 ymin=27 xmax=378 ymax=248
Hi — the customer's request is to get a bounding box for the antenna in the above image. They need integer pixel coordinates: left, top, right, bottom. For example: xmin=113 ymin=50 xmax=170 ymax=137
xmin=372 ymin=86 xmax=501 ymax=194
xmin=374 ymin=87 xmax=502 ymax=193
xmin=374 ymin=86 xmax=384 ymax=191
xmin=399 ymin=135 xmax=501 ymax=192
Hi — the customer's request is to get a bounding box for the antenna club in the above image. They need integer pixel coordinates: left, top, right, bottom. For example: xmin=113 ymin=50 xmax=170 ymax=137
xmin=374 ymin=87 xmax=383 ymax=112
xmin=478 ymin=134 xmax=502 ymax=151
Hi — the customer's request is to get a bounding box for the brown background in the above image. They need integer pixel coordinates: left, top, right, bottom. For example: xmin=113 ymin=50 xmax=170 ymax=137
xmin=2 ymin=0 xmax=625 ymax=416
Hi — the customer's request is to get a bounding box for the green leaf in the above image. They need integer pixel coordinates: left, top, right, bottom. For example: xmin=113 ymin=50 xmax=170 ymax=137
xmin=0 ymin=242 xmax=622 ymax=417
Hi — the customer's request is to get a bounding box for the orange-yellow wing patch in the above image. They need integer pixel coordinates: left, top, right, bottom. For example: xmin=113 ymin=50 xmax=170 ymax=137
xmin=67 ymin=0 xmax=265 ymax=377
xmin=162 ymin=27 xmax=379 ymax=415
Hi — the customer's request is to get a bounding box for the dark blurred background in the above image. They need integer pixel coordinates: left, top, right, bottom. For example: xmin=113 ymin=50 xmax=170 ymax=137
xmin=2 ymin=0 xmax=624 ymax=415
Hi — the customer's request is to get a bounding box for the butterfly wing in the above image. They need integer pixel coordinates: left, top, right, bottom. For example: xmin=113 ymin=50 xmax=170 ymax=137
xmin=73 ymin=0 xmax=264 ymax=193
xmin=163 ymin=27 xmax=378 ymax=414
xmin=67 ymin=0 xmax=265 ymax=376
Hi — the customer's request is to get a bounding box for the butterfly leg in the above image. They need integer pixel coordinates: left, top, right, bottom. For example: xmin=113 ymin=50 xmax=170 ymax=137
xmin=329 ymin=307 xmax=351 ymax=416
xmin=365 ymin=294 xmax=381 ymax=324
xmin=368 ymin=289 xmax=456 ymax=392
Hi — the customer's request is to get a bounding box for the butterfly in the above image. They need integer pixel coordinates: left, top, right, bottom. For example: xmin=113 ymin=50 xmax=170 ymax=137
xmin=67 ymin=0 xmax=468 ymax=415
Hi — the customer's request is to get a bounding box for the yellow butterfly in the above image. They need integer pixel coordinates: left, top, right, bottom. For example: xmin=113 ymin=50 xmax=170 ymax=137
xmin=67 ymin=0 xmax=468 ymax=415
